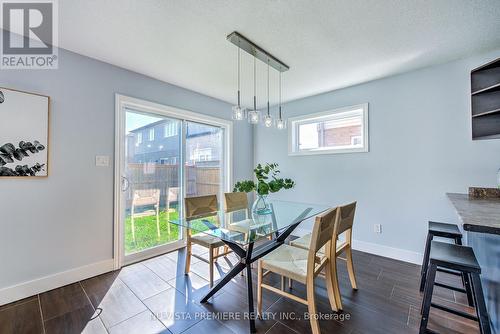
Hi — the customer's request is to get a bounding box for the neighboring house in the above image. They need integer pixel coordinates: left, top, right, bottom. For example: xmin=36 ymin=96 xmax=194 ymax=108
xmin=126 ymin=120 xmax=222 ymax=167
xmin=320 ymin=117 xmax=362 ymax=147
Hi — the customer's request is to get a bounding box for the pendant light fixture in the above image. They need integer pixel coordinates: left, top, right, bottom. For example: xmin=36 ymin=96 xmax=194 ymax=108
xmin=231 ymin=46 xmax=246 ymax=120
xmin=226 ymin=32 xmax=289 ymax=129
xmin=276 ymin=71 xmax=286 ymax=130
xmin=263 ymin=61 xmax=273 ymax=127
xmin=247 ymin=56 xmax=260 ymax=124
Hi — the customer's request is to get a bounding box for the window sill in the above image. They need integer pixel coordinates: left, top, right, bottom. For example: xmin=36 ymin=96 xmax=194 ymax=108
xmin=288 ymin=147 xmax=369 ymax=156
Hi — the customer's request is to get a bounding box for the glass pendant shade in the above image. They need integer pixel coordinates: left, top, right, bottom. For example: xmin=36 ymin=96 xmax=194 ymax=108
xmin=276 ymin=72 xmax=286 ymax=130
xmin=264 ymin=114 xmax=273 ymax=127
xmin=263 ymin=62 xmax=273 ymax=128
xmin=232 ymin=105 xmax=246 ymax=120
xmin=248 ymin=110 xmax=260 ymax=124
xmin=232 ymin=46 xmax=246 ymax=121
xmin=276 ymin=118 xmax=286 ymax=130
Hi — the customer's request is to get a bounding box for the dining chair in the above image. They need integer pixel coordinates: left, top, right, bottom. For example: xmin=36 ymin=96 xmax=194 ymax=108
xmin=224 ymin=191 xmax=261 ymax=275
xmin=130 ymin=188 xmax=161 ymax=243
xmin=224 ymin=192 xmax=274 ymax=243
xmin=224 ymin=192 xmax=253 ymax=233
xmin=184 ymin=194 xmax=231 ymax=287
xmin=289 ymin=201 xmax=358 ymax=310
xmin=165 ymin=187 xmax=179 ymax=234
xmin=257 ymin=207 xmax=341 ymax=334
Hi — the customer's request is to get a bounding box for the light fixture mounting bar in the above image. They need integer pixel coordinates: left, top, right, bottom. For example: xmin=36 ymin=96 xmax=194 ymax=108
xmin=227 ymin=31 xmax=289 ymax=72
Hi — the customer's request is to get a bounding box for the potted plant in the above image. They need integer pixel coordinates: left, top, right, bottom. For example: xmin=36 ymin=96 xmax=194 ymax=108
xmin=234 ymin=163 xmax=295 ymax=214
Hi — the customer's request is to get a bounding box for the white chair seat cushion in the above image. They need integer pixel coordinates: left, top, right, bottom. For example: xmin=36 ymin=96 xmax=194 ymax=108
xmin=291 ymin=233 xmax=326 ymax=255
xmin=260 ymin=244 xmax=311 ymax=283
xmin=228 ymin=219 xmax=254 ymax=233
xmin=191 ymin=233 xmax=225 ymax=248
xmin=290 ymin=233 xmax=346 ymax=256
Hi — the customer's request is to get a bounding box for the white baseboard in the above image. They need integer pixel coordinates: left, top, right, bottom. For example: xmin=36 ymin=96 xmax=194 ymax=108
xmin=292 ymin=228 xmax=423 ymax=265
xmin=352 ymin=239 xmax=423 ymax=265
xmin=0 ymin=259 xmax=114 ymax=306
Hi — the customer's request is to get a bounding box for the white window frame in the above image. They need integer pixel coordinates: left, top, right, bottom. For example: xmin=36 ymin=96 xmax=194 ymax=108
xmin=148 ymin=128 xmax=155 ymax=141
xmin=136 ymin=132 xmax=142 ymax=144
xmin=288 ymin=103 xmax=369 ymax=156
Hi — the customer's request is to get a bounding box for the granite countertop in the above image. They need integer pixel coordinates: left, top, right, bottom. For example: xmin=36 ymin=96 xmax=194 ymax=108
xmin=447 ymin=193 xmax=500 ymax=235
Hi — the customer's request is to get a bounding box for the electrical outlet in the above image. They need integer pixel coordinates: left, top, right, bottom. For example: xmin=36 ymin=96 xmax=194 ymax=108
xmin=374 ymin=224 xmax=382 ymax=234
xmin=95 ymin=155 xmax=110 ymax=167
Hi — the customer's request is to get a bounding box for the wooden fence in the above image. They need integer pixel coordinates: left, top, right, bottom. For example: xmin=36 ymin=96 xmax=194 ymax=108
xmin=125 ymin=163 xmax=220 ymax=208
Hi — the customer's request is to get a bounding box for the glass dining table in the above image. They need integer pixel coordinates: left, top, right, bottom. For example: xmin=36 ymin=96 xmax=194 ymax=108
xmin=170 ymin=199 xmax=329 ymax=333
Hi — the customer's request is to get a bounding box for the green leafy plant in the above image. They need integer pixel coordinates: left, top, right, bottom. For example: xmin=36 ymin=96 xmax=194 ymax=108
xmin=233 ymin=163 xmax=295 ymax=196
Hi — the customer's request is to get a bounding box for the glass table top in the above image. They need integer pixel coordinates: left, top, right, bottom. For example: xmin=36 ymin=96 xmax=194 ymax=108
xmin=170 ymin=199 xmax=330 ymax=246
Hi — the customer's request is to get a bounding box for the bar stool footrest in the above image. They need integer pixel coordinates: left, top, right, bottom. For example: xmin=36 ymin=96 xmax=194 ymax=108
xmin=436 ymin=267 xmax=462 ymax=276
xmin=430 ymin=303 xmax=478 ymax=321
xmin=434 ymin=282 xmax=467 ymax=293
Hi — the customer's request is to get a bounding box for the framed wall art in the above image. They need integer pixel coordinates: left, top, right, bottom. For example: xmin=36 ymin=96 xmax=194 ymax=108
xmin=0 ymin=87 xmax=50 ymax=177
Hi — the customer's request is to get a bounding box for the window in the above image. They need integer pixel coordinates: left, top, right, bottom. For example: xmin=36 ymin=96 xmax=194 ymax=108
xmin=191 ymin=148 xmax=213 ymax=162
xmin=159 ymin=157 xmax=177 ymax=165
xmin=351 ymin=136 xmax=362 ymax=146
xmin=148 ymin=128 xmax=155 ymax=141
xmin=136 ymin=132 xmax=142 ymax=145
xmin=289 ymin=103 xmax=368 ymax=155
xmin=164 ymin=122 xmax=178 ymax=138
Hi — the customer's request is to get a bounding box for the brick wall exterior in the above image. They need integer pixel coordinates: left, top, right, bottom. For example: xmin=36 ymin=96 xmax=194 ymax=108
xmin=322 ymin=125 xmax=361 ymax=146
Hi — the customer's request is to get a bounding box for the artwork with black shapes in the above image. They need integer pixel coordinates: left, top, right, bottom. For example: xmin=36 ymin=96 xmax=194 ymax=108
xmin=0 ymin=142 xmax=46 ymax=176
xmin=0 ymin=87 xmax=49 ymax=177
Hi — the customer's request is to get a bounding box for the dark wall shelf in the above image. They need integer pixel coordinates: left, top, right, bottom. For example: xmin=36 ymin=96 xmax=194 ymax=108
xmin=472 ymin=82 xmax=500 ymax=95
xmin=472 ymin=108 xmax=500 ymax=118
xmin=472 ymin=90 xmax=500 ymax=116
xmin=471 ymin=57 xmax=500 ymax=140
xmin=471 ymin=67 xmax=500 ymax=93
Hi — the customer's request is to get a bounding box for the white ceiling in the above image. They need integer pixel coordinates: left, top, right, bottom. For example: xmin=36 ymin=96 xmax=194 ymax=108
xmin=59 ymin=0 xmax=500 ymax=108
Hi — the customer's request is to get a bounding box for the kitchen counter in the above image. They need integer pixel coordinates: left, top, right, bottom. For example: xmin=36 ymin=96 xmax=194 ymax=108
xmin=447 ymin=192 xmax=500 ymax=333
xmin=447 ymin=193 xmax=500 ymax=234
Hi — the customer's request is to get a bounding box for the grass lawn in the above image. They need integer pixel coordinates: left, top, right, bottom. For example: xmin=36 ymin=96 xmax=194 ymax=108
xmin=124 ymin=209 xmax=215 ymax=254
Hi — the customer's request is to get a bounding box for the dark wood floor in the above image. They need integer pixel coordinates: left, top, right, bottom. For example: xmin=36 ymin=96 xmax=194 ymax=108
xmin=0 ymin=245 xmax=480 ymax=334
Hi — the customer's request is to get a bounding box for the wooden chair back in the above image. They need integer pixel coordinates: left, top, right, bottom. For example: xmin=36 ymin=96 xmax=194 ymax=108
xmin=133 ymin=189 xmax=160 ymax=207
xmin=167 ymin=187 xmax=179 ymax=203
xmin=335 ymin=202 xmax=356 ymax=237
xmin=224 ymin=192 xmax=248 ymax=213
xmin=309 ymin=207 xmax=339 ymax=254
xmin=185 ymin=195 xmax=218 ymax=221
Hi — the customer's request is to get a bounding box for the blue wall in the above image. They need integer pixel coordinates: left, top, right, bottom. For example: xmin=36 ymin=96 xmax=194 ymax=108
xmin=0 ymin=47 xmax=253 ymax=290
xmin=255 ymin=49 xmax=500 ymax=260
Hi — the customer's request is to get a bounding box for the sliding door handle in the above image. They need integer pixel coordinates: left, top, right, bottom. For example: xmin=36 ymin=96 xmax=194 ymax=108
xmin=121 ymin=176 xmax=129 ymax=191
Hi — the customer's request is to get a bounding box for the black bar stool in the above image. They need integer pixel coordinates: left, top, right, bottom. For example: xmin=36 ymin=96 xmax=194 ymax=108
xmin=420 ymin=241 xmax=491 ymax=334
xmin=420 ymin=221 xmax=474 ymax=306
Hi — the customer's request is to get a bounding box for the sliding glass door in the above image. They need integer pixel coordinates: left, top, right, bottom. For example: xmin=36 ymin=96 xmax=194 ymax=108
xmin=123 ymin=109 xmax=182 ymax=258
xmin=116 ymin=96 xmax=230 ymax=266
xmin=185 ymin=121 xmax=224 ymax=199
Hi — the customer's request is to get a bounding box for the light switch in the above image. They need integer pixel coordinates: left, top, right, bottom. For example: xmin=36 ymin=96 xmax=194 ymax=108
xmin=95 ymin=155 xmax=110 ymax=167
